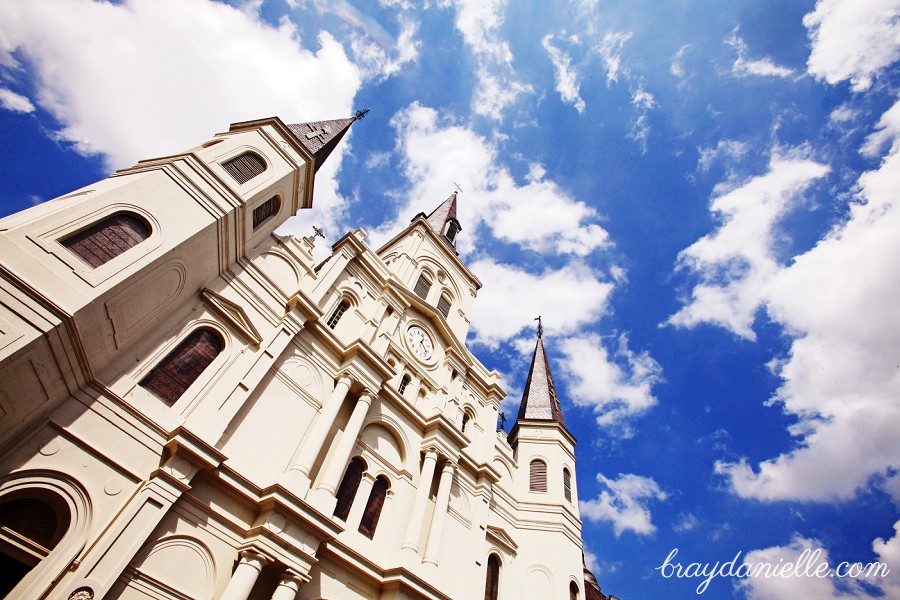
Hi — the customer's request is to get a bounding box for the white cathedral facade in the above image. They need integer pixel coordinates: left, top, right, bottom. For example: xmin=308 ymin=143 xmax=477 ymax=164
xmin=0 ymin=114 xmax=615 ymax=600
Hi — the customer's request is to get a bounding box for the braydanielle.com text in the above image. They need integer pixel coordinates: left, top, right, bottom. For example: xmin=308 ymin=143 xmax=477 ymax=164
xmin=655 ymin=547 xmax=890 ymax=594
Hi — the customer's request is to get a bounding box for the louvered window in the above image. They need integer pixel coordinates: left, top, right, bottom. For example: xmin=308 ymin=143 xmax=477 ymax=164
xmin=484 ymin=554 xmax=500 ymax=600
xmin=327 ymin=301 xmax=349 ymax=329
xmin=445 ymin=220 xmax=460 ymax=243
xmin=529 ymin=459 xmax=547 ymax=493
xmin=570 ymin=581 xmax=580 ymax=600
xmin=564 ymin=468 xmax=572 ymax=502
xmin=222 ymin=152 xmax=266 ymax=184
xmin=61 ymin=213 xmax=150 ymax=268
xmin=334 ymin=457 xmax=365 ymax=521
xmin=398 ymin=375 xmax=410 ymax=394
xmin=437 ymin=294 xmax=452 ymax=318
xmin=358 ymin=476 xmax=389 ymax=539
xmin=139 ymin=329 xmax=222 ymax=406
xmin=414 ymin=274 xmax=431 ymax=300
xmin=252 ymin=196 xmax=279 ymax=229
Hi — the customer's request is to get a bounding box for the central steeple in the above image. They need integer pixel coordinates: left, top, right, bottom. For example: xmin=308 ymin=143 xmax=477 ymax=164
xmin=516 ymin=318 xmax=567 ymax=426
xmin=422 ymin=191 xmax=462 ymax=250
xmin=286 ymin=109 xmax=369 ymax=173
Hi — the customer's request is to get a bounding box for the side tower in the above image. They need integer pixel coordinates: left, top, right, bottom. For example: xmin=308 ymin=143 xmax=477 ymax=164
xmin=506 ymin=320 xmax=586 ymax=599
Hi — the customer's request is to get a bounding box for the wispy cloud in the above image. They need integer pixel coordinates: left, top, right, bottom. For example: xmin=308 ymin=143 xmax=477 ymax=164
xmin=595 ymin=31 xmax=634 ymax=85
xmin=727 ymin=28 xmax=793 ymax=78
xmin=0 ymin=88 xmax=35 ymax=113
xmin=580 ymin=472 xmax=667 ymax=536
xmin=542 ymin=34 xmax=586 ymax=113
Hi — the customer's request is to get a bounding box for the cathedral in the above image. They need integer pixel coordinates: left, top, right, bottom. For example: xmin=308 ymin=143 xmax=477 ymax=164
xmin=0 ymin=113 xmax=615 ymax=600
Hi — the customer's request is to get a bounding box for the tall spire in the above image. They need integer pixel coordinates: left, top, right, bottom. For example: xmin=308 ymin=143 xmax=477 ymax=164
xmin=422 ymin=191 xmax=461 ymax=248
xmin=286 ymin=109 xmax=369 ymax=173
xmin=516 ymin=317 xmax=566 ymax=426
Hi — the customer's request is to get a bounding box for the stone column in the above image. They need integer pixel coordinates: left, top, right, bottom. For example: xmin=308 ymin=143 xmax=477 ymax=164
xmin=315 ymin=392 xmax=374 ymax=496
xmin=288 ymin=375 xmax=353 ymax=480
xmin=422 ymin=461 xmax=455 ymax=566
xmin=269 ymin=569 xmax=304 ymax=600
xmin=401 ymin=449 xmax=439 ymax=554
xmin=220 ymin=550 xmax=270 ymax=600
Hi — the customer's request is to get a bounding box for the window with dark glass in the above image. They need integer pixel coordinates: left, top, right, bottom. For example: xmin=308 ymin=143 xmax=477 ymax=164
xmin=358 ymin=476 xmax=389 ymax=539
xmin=327 ymin=300 xmax=349 ymax=329
xmin=333 ymin=457 xmax=365 ymax=521
xmin=252 ymin=196 xmax=279 ymax=229
xmin=61 ymin=213 xmax=150 ymax=268
xmin=445 ymin=220 xmax=460 ymax=243
xmin=484 ymin=553 xmax=500 ymax=600
xmin=529 ymin=459 xmax=547 ymax=493
xmin=414 ymin=274 xmax=431 ymax=300
xmin=139 ymin=329 xmax=222 ymax=406
xmin=222 ymin=152 xmax=266 ymax=184
xmin=437 ymin=294 xmax=452 ymax=318
xmin=462 ymin=412 xmax=471 ymax=432
xmin=570 ymin=581 xmax=580 ymax=600
xmin=0 ymin=495 xmax=69 ymax=597
xmin=398 ymin=375 xmax=410 ymax=394
xmin=564 ymin=468 xmax=572 ymax=502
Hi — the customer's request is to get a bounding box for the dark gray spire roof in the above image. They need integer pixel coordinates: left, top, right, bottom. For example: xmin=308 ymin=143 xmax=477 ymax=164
xmin=286 ymin=109 xmax=368 ymax=173
xmin=516 ymin=323 xmax=566 ymax=426
xmin=421 ymin=192 xmax=460 ymax=248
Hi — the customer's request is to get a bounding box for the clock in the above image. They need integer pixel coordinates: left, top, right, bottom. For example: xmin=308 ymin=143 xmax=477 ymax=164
xmin=406 ymin=325 xmax=434 ymax=361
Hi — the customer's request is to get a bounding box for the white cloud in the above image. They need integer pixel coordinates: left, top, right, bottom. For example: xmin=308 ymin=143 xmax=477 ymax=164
xmin=0 ymin=0 xmax=361 ymax=247
xmin=348 ymin=14 xmax=420 ymax=81
xmin=804 ymin=0 xmax=900 ymax=91
xmin=595 ymin=31 xmax=633 ymax=85
xmin=0 ymin=88 xmax=34 ymax=113
xmin=542 ymin=34 xmax=586 ymax=113
xmin=727 ymin=29 xmax=794 ymax=78
xmin=468 ymin=259 xmax=613 ymax=347
xmin=671 ymin=44 xmax=690 ymax=79
xmin=673 ymin=512 xmax=699 ymax=534
xmin=680 ymin=100 xmax=900 ymax=503
xmin=374 ymin=103 xmax=611 ymax=257
xmin=439 ymin=0 xmax=532 ymax=120
xmin=669 ymin=150 xmax=830 ymax=339
xmin=697 ymin=139 xmax=750 ymax=172
xmin=557 ymin=333 xmax=661 ymax=432
xmin=628 ymin=82 xmax=656 ymax=152
xmin=580 ymin=472 xmax=667 ymax=536
xmin=738 ymin=529 xmax=898 ymax=599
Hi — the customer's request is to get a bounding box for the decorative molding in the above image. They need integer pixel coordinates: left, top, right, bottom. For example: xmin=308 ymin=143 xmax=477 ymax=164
xmin=200 ymin=288 xmax=262 ymax=346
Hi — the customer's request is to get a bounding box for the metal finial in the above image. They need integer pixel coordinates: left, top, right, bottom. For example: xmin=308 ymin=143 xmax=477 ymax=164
xmin=453 ymin=181 xmax=463 ymax=194
xmin=312 ymin=226 xmax=325 ymax=240
xmin=353 ymin=108 xmax=371 ymax=120
xmin=499 ymin=411 xmax=507 ymax=430
xmin=534 ymin=315 xmax=543 ymax=338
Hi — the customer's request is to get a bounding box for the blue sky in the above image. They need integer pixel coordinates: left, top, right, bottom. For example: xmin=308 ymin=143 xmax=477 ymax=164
xmin=2 ymin=0 xmax=900 ymax=598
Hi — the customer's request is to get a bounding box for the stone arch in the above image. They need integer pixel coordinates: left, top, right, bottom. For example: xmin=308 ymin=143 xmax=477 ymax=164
xmin=359 ymin=420 xmax=407 ymax=469
xmin=128 ymin=535 xmax=216 ymax=600
xmin=525 ymin=564 xmax=554 ymax=600
xmin=0 ymin=470 xmax=91 ymax=599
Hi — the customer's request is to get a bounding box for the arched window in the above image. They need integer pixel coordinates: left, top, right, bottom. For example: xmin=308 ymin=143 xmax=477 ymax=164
xmin=398 ymin=375 xmax=411 ymax=395
xmin=484 ymin=553 xmax=500 ymax=600
xmin=327 ymin=300 xmax=349 ymax=329
xmin=570 ymin=581 xmax=580 ymax=600
xmin=529 ymin=459 xmax=547 ymax=493
xmin=222 ymin=151 xmax=266 ymax=184
xmin=358 ymin=476 xmax=389 ymax=539
xmin=252 ymin=196 xmax=280 ymax=229
xmin=61 ymin=213 xmax=150 ymax=268
xmin=414 ymin=273 xmax=431 ymax=300
xmin=437 ymin=293 xmax=452 ymax=318
xmin=0 ymin=496 xmax=69 ymax=596
xmin=139 ymin=329 xmax=223 ymax=406
xmin=462 ymin=412 xmax=471 ymax=433
xmin=564 ymin=468 xmax=572 ymax=502
xmin=333 ymin=457 xmax=365 ymax=521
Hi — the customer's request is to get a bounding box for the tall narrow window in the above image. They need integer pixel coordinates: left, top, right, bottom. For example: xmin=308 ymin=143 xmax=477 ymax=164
xmin=252 ymin=196 xmax=279 ymax=229
xmin=61 ymin=213 xmax=150 ymax=268
xmin=437 ymin=294 xmax=452 ymax=318
xmin=139 ymin=329 xmax=222 ymax=406
xmin=333 ymin=457 xmax=365 ymax=521
xmin=563 ymin=468 xmax=572 ymax=502
xmin=445 ymin=220 xmax=460 ymax=243
xmin=222 ymin=152 xmax=266 ymax=184
xmin=398 ymin=375 xmax=410 ymax=395
xmin=414 ymin=274 xmax=431 ymax=300
xmin=358 ymin=476 xmax=389 ymax=539
xmin=484 ymin=553 xmax=500 ymax=600
xmin=327 ymin=300 xmax=349 ymax=329
xmin=569 ymin=581 xmax=580 ymax=600
xmin=529 ymin=459 xmax=547 ymax=493
xmin=462 ymin=412 xmax=471 ymax=433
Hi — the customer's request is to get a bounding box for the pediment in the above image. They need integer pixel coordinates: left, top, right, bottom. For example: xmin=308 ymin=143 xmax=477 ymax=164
xmin=201 ymin=288 xmax=262 ymax=346
xmin=486 ymin=524 xmax=518 ymax=555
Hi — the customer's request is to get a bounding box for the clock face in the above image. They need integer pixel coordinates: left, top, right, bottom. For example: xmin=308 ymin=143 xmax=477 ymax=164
xmin=406 ymin=326 xmax=434 ymax=360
